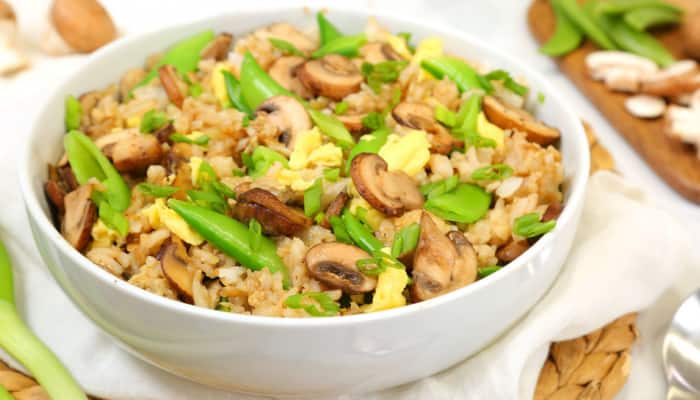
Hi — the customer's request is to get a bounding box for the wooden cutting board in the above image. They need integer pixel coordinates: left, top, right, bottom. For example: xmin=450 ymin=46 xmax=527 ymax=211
xmin=528 ymin=0 xmax=700 ymax=204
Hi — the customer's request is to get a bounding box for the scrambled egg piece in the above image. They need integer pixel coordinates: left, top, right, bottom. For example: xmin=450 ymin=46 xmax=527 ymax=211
xmin=288 ymin=127 xmax=343 ymax=170
xmin=366 ymin=266 xmax=409 ymax=312
xmin=142 ymin=199 xmax=204 ymax=245
xmin=126 ymin=115 xmax=141 ymax=129
xmin=477 ymin=112 xmax=505 ymax=149
xmin=189 ymin=156 xmax=203 ymax=184
xmin=412 ymin=37 xmax=443 ymax=81
xmin=273 ymin=169 xmax=316 ymax=191
xmin=384 ymin=34 xmax=413 ymax=60
xmin=348 ymin=197 xmax=385 ymax=230
xmin=91 ymin=219 xmax=125 ymax=248
xmin=211 ymin=63 xmax=231 ymax=108
xmin=378 ymin=130 xmax=431 ymax=176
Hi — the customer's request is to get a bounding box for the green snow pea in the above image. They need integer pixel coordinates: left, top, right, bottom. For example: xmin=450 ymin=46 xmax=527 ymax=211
xmin=240 ymin=52 xmax=292 ymax=110
xmin=312 ymin=34 xmax=367 ymax=58
xmin=421 ymin=56 xmax=486 ymax=92
xmin=317 ymin=12 xmax=343 ymax=45
xmin=558 ymin=0 xmax=617 ymax=50
xmin=540 ymin=0 xmax=584 ymax=56
xmin=137 ymin=30 xmax=215 ymax=87
xmin=623 ymin=6 xmax=681 ymax=31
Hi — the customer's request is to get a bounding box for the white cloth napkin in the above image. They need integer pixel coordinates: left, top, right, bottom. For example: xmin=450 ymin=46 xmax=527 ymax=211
xmin=1 ymin=1 xmax=697 ymax=399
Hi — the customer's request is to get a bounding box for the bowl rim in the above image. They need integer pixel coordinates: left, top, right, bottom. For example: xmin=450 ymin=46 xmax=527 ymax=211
xmin=18 ymin=5 xmax=590 ymax=328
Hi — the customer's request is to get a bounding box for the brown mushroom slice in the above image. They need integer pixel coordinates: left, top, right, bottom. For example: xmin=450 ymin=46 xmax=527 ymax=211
xmin=110 ymin=133 xmax=164 ymax=174
xmin=200 ymin=32 xmax=233 ymax=61
xmin=392 ymin=101 xmax=456 ymax=154
xmin=336 ymin=113 xmax=370 ymax=135
xmin=305 ymin=242 xmax=378 ymax=294
xmin=45 ymin=180 xmax=66 ymax=214
xmin=496 ymin=240 xmax=530 ymax=263
xmin=641 ymin=60 xmax=700 ymax=97
xmin=542 ymin=202 xmax=563 ymax=222
xmin=360 ymin=42 xmax=402 ymax=64
xmin=158 ymin=64 xmax=187 ymax=108
xmin=297 ymin=54 xmax=364 ymax=101
xmin=61 ymin=184 xmax=97 ymax=251
xmin=232 ymin=188 xmax=311 ymax=236
xmin=256 ymin=95 xmax=312 ymax=150
xmin=268 ymin=56 xmax=313 ymax=99
xmin=321 ymin=191 xmax=349 ymax=229
xmin=411 ymin=213 xmax=477 ymax=302
xmin=158 ymin=240 xmax=194 ymax=302
xmin=266 ymin=23 xmax=316 ymax=55
xmin=482 ymin=96 xmax=560 ymax=146
xmin=350 ymin=153 xmax=424 ymax=217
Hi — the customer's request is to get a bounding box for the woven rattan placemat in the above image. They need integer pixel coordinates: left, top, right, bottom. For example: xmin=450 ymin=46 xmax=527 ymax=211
xmin=0 ymin=123 xmax=635 ymax=400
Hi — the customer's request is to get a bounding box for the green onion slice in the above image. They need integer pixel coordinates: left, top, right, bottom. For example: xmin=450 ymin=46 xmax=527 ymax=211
xmin=304 ymin=178 xmax=323 ymax=217
xmin=268 ymin=38 xmax=305 ymax=56
xmin=137 ymin=183 xmax=179 ymax=198
xmin=513 ymin=213 xmax=556 ymax=238
xmin=471 ymin=164 xmax=514 ymax=181
xmin=284 ymin=292 xmax=340 ymax=317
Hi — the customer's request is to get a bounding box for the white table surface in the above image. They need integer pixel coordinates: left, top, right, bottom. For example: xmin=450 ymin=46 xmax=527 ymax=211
xmin=1 ymin=0 xmax=699 ymax=398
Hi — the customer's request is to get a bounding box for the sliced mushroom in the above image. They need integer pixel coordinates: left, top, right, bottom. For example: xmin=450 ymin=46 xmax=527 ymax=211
xmin=256 ymin=95 xmax=311 ymax=150
xmin=46 ymin=0 xmax=117 ymax=54
xmin=350 ymin=153 xmax=424 ymax=217
xmin=336 ymin=112 xmax=369 ymax=135
xmin=411 ymin=213 xmax=477 ymax=302
xmin=683 ymin=11 xmax=700 ymax=60
xmin=159 ymin=64 xmax=187 ymax=108
xmin=158 ymin=240 xmax=194 ymax=302
xmin=200 ymin=32 xmax=233 ymax=61
xmin=305 ymin=242 xmax=377 ymax=293
xmin=58 ymin=164 xmax=79 ymax=190
xmin=392 ymin=101 xmax=456 ymax=154
xmin=268 ymin=56 xmax=313 ymax=99
xmin=45 ymin=180 xmax=65 ymax=215
xmin=321 ymin=191 xmax=349 ymax=229
xmin=542 ymin=202 xmax=563 ymax=222
xmin=264 ymin=23 xmax=316 ymax=55
xmin=360 ymin=42 xmax=402 ymax=64
xmin=154 ymin=123 xmax=175 ymax=144
xmin=496 ymin=240 xmax=530 ymax=263
xmin=482 ymin=96 xmax=561 ymax=146
xmin=297 ymin=54 xmax=364 ymax=100
xmin=61 ymin=184 xmax=97 ymax=251
xmin=625 ymin=95 xmax=666 ymax=119
xmin=110 ymin=133 xmax=164 ymax=173
xmin=641 ymin=60 xmax=700 ymax=97
xmin=232 ymin=188 xmax=311 ymax=236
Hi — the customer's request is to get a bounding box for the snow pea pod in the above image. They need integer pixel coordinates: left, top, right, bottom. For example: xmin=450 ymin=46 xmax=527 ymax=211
xmin=317 ymin=11 xmax=343 ymax=45
xmin=595 ymin=0 xmax=681 ymax=16
xmin=168 ymin=200 xmax=290 ymax=288
xmin=558 ymin=0 xmax=617 ymax=50
xmin=0 ymin=240 xmax=87 ymax=400
xmin=345 ymin=128 xmax=390 ymax=174
xmin=623 ymin=6 xmax=681 ymax=31
xmin=420 ymin=57 xmax=486 ymax=93
xmin=240 ymin=51 xmax=292 ymax=109
xmin=222 ymin=70 xmax=254 ymax=117
xmin=341 ymin=210 xmax=383 ymax=253
xmin=312 ymin=34 xmax=367 ymax=58
xmin=137 ymin=30 xmax=215 ymax=87
xmin=307 ymin=109 xmax=355 ymax=149
xmin=540 ymin=0 xmax=584 ymax=56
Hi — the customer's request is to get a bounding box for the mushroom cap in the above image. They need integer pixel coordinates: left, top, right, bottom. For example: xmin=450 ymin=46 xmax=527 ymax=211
xmin=268 ymin=56 xmax=313 ymax=99
xmin=411 ymin=212 xmax=477 ymax=302
xmin=496 ymin=239 xmax=529 ymax=263
xmin=350 ymin=153 xmax=424 ymax=217
xmin=336 ymin=112 xmax=370 ymax=135
xmin=0 ymin=0 xmax=15 ymax=21
xmin=232 ymin=188 xmax=311 ymax=236
xmin=158 ymin=240 xmax=195 ymax=302
xmin=297 ymin=54 xmax=364 ymax=101
xmin=305 ymin=242 xmax=378 ymax=294
xmin=200 ymin=32 xmax=233 ymax=61
xmin=61 ymin=184 xmax=97 ymax=251
xmin=392 ymin=101 xmax=456 ymax=154
xmin=482 ymin=96 xmax=561 ymax=146
xmin=321 ymin=191 xmax=349 ymax=229
xmin=360 ymin=42 xmax=402 ymax=64
xmin=111 ymin=133 xmax=164 ymax=173
xmin=51 ymin=0 xmax=117 ymax=53
xmin=256 ymin=95 xmax=312 ymax=150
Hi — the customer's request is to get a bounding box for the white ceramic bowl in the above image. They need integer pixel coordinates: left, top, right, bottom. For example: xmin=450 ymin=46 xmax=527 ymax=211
xmin=19 ymin=7 xmax=589 ymax=397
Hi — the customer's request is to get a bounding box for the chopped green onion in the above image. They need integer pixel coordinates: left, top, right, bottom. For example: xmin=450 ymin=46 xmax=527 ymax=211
xmin=391 ymin=223 xmax=420 ymax=258
xmin=435 ymin=104 xmax=457 ymax=127
xmin=453 ymin=94 xmax=483 ymax=139
xmin=397 ymin=31 xmax=415 ymax=53
xmin=361 ymin=60 xmax=409 ymax=93
xmin=312 ymin=34 xmax=367 ymax=58
xmin=424 ymin=183 xmax=492 ymax=223
xmin=284 ymin=292 xmax=340 ymax=317
xmin=484 ymin=70 xmax=529 ymax=97
xmin=537 ymin=92 xmax=546 ymax=104
xmin=420 ymin=175 xmax=460 ymax=199
xmin=187 ymin=189 xmax=228 ymax=214
xmin=317 ymin=12 xmax=343 ymax=45
xmin=304 ymin=178 xmax=323 ymax=217
xmin=308 ymin=109 xmax=355 ymax=149
xmin=221 ymin=70 xmax=254 ymax=117
xmin=189 ymin=83 xmax=203 ymax=98
xmin=268 ymin=38 xmax=305 ymax=56
xmin=170 ymin=133 xmax=210 ymax=146
xmin=140 ymin=109 xmax=169 ymax=133
xmin=471 ymin=164 xmax=514 ymax=181
xmin=323 ymin=168 xmax=340 ymax=182
xmin=314 ymin=211 xmax=326 ymax=225
xmin=513 ymin=213 xmax=556 ymax=238
xmin=334 ymin=101 xmax=349 ymax=115
xmin=98 ymin=201 xmax=129 ymax=237
xmin=478 ymin=265 xmax=502 ymax=278
xmin=65 ymin=95 xmax=82 ymax=131
xmin=361 ymin=111 xmax=385 ymax=131
xmin=137 ymin=183 xmax=179 ymax=198
xmin=215 ymin=296 xmax=231 ymax=312
xmin=329 ymin=215 xmax=353 ymax=244
xmin=464 ymin=132 xmax=497 ymax=149
xmin=196 ymin=160 xmax=217 ymax=186
xmin=356 ymin=257 xmax=386 ymax=275
xmin=209 ymin=181 xmax=236 ymax=199
xmin=248 ymin=219 xmax=263 ymax=252
xmin=244 ymin=146 xmax=289 ymax=178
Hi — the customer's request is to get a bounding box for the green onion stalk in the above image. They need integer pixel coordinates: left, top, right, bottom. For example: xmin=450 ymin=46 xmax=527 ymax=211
xmin=0 ymin=240 xmax=87 ymax=399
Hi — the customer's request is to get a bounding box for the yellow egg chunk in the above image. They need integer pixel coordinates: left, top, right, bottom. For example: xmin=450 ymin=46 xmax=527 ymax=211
xmin=189 ymin=156 xmax=203 ymax=184
xmin=307 ymin=143 xmax=343 ymax=168
xmin=142 ymin=199 xmax=204 ymax=245
xmin=412 ymin=37 xmax=443 ymax=81
xmin=126 ymin=115 xmax=141 ymax=129
xmin=348 ymin=197 xmax=384 ymax=230
xmin=377 ymin=130 xmax=430 ymax=176
xmin=384 ymin=34 xmax=413 ymax=60
xmin=211 ymin=63 xmax=231 ymax=108
xmin=365 ymin=267 xmax=409 ymax=313
xmin=288 ymin=127 xmax=322 ymax=170
xmin=91 ymin=219 xmax=124 ymax=248
xmin=274 ymin=169 xmax=315 ymax=192
xmin=477 ymin=112 xmax=505 ymax=149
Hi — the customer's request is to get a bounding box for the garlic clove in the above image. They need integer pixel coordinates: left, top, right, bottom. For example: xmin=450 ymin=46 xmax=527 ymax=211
xmin=603 ymin=68 xmax=641 ymax=93
xmin=0 ymin=41 xmax=29 ymax=76
xmin=625 ymin=95 xmax=666 ymax=119
xmin=641 ymin=60 xmax=700 ymax=97
xmin=585 ymin=51 xmax=658 ymax=78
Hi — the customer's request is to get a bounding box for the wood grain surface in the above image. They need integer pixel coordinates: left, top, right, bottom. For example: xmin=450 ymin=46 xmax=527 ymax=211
xmin=528 ymin=0 xmax=700 ymax=203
